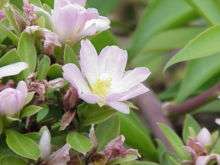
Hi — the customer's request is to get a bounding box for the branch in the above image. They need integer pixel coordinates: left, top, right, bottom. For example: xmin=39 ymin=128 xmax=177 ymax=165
xmin=165 ymin=83 xmax=220 ymax=116
xmin=134 ymin=90 xmax=173 ymax=151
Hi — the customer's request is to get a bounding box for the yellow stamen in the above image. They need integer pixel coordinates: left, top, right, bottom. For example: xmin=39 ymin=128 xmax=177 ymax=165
xmin=91 ymin=79 xmax=111 ymax=97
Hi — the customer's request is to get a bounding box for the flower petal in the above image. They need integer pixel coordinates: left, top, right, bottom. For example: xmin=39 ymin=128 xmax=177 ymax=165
xmin=54 ymin=0 xmax=86 ymax=9
xmin=117 ymin=67 xmax=151 ymax=92
xmin=98 ymin=46 xmax=127 ymax=82
xmin=62 ymin=64 xmax=90 ymax=94
xmin=0 ymin=62 xmax=28 ymax=78
xmin=0 ymin=10 xmax=5 ymax=21
xmin=196 ymin=154 xmax=220 ymax=165
xmin=39 ymin=126 xmax=51 ymax=159
xmin=82 ymin=17 xmax=110 ymax=37
xmin=107 ymin=102 xmax=130 ymax=114
xmin=80 ymin=93 xmax=99 ymax=104
xmin=197 ymin=128 xmax=212 ymax=146
xmin=16 ymin=81 xmax=28 ymax=98
xmin=80 ymin=39 xmax=98 ymax=84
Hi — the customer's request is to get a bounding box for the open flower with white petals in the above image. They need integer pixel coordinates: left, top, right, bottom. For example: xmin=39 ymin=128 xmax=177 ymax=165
xmin=63 ymin=39 xmax=150 ymax=114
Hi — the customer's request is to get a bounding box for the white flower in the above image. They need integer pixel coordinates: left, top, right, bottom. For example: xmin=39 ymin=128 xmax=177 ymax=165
xmin=63 ymin=39 xmax=150 ymax=114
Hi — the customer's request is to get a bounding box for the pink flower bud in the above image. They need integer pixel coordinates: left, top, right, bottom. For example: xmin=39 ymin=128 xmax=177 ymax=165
xmin=0 ymin=81 xmax=28 ymax=115
xmin=0 ymin=10 xmax=5 ymax=21
xmin=196 ymin=128 xmax=212 ymax=147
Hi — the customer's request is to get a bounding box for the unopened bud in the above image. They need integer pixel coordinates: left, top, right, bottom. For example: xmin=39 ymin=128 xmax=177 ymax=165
xmin=63 ymin=87 xmax=78 ymax=112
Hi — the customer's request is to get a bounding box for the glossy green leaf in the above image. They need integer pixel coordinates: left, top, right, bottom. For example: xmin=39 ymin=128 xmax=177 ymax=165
xmin=6 ymin=130 xmax=40 ymax=160
xmin=20 ymin=105 xmax=43 ymax=118
xmin=0 ymin=25 xmax=18 ymax=45
xmin=129 ymin=0 xmax=194 ymax=56
xmin=118 ymin=112 xmax=157 ymax=161
xmin=176 ymin=54 xmax=220 ymax=102
xmin=96 ymin=115 xmax=120 ymax=150
xmin=64 ymin=44 xmax=77 ymax=64
xmin=185 ymin=0 xmax=220 ymax=25
xmin=0 ymin=156 xmax=27 ymax=165
xmin=67 ymin=132 xmax=93 ymax=154
xmin=47 ymin=64 xmax=62 ymax=79
xmin=165 ymin=26 xmax=220 ymax=70
xmin=183 ymin=115 xmax=201 ymax=143
xmin=24 ymin=92 xmax=35 ymax=105
xmin=142 ymin=27 xmax=205 ymax=51
xmin=0 ymin=49 xmax=20 ymax=67
xmin=37 ymin=55 xmax=51 ymax=80
xmin=78 ymin=104 xmax=116 ymax=126
xmin=36 ymin=107 xmax=49 ymax=122
xmin=159 ymin=123 xmax=190 ymax=160
xmin=17 ymin=32 xmax=37 ymax=77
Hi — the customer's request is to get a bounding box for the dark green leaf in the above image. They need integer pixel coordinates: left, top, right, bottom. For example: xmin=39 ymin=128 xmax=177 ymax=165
xmin=47 ymin=64 xmax=62 ymax=79
xmin=64 ymin=44 xmax=77 ymax=64
xmin=0 ymin=156 xmax=27 ymax=165
xmin=37 ymin=55 xmax=51 ymax=80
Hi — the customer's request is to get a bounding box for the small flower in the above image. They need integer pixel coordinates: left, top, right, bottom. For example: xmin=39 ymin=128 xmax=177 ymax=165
xmin=0 ymin=10 xmax=5 ymax=21
xmin=31 ymin=0 xmax=110 ymax=44
xmin=0 ymin=81 xmax=28 ymax=115
xmin=196 ymin=128 xmax=212 ymax=147
xmin=39 ymin=126 xmax=51 ymax=159
xmin=0 ymin=62 xmax=28 ymax=78
xmin=63 ymin=39 xmax=150 ymax=114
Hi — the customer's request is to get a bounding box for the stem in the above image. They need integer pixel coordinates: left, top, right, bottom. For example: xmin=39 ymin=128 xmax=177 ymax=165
xmin=165 ymin=83 xmax=220 ymax=116
xmin=134 ymin=90 xmax=173 ymax=151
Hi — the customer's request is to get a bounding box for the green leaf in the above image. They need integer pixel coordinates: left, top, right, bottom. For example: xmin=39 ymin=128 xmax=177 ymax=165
xmin=87 ymin=0 xmax=119 ymax=15
xmin=194 ymin=100 xmax=220 ymax=113
xmin=211 ymin=137 xmax=220 ymax=154
xmin=164 ymin=26 xmax=220 ymax=70
xmin=6 ymin=130 xmax=40 ymax=160
xmin=0 ymin=25 xmax=18 ymax=45
xmin=24 ymin=92 xmax=35 ymax=105
xmin=129 ymin=0 xmax=194 ymax=56
xmin=118 ymin=112 xmax=157 ymax=161
xmin=183 ymin=115 xmax=201 ymax=143
xmin=78 ymin=104 xmax=116 ymax=126
xmin=0 ymin=156 xmax=27 ymax=165
xmin=176 ymin=54 xmax=220 ymax=102
xmin=64 ymin=44 xmax=77 ymax=64
xmin=67 ymin=132 xmax=93 ymax=154
xmin=123 ymin=161 xmax=159 ymax=165
xmin=142 ymin=27 xmax=205 ymax=52
xmin=36 ymin=107 xmax=49 ymax=122
xmin=159 ymin=123 xmax=190 ymax=160
xmin=37 ymin=55 xmax=51 ymax=80
xmin=96 ymin=115 xmax=120 ymax=150
xmin=185 ymin=0 xmax=220 ymax=25
xmin=47 ymin=64 xmax=62 ymax=79
xmin=17 ymin=32 xmax=37 ymax=77
xmin=20 ymin=105 xmax=43 ymax=118
xmin=0 ymin=49 xmax=20 ymax=67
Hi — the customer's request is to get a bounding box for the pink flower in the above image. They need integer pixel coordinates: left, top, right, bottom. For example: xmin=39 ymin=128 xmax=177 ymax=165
xmin=196 ymin=154 xmax=220 ymax=165
xmin=23 ymin=0 xmax=37 ymax=25
xmin=0 ymin=81 xmax=28 ymax=115
xmin=62 ymin=39 xmax=150 ymax=114
xmin=0 ymin=10 xmax=4 ymax=21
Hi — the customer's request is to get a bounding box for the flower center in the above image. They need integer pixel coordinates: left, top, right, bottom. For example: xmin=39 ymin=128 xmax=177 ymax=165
xmin=91 ymin=79 xmax=111 ymax=97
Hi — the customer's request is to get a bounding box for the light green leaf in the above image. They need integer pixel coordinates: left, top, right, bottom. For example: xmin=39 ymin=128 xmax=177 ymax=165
xmin=24 ymin=92 xmax=35 ymax=105
xmin=0 ymin=49 xmax=20 ymax=67
xmin=165 ymin=26 xmax=220 ymax=70
xmin=129 ymin=0 xmax=194 ymax=56
xmin=78 ymin=104 xmax=116 ymax=126
xmin=36 ymin=107 xmax=49 ymax=122
xmin=17 ymin=32 xmax=37 ymax=77
xmin=37 ymin=55 xmax=51 ymax=80
xmin=64 ymin=44 xmax=77 ymax=64
xmin=0 ymin=156 xmax=27 ymax=165
xmin=194 ymin=100 xmax=220 ymax=113
xmin=96 ymin=115 xmax=120 ymax=150
xmin=47 ymin=64 xmax=62 ymax=79
xmin=159 ymin=123 xmax=190 ymax=160
xmin=20 ymin=105 xmax=43 ymax=118
xmin=6 ymin=130 xmax=40 ymax=160
xmin=122 ymin=161 xmax=159 ymax=165
xmin=176 ymin=54 xmax=220 ymax=102
xmin=185 ymin=0 xmax=220 ymax=25
xmin=142 ymin=27 xmax=205 ymax=51
xmin=118 ymin=112 xmax=157 ymax=161
xmin=183 ymin=115 xmax=201 ymax=143
xmin=67 ymin=132 xmax=93 ymax=154
xmin=0 ymin=25 xmax=18 ymax=45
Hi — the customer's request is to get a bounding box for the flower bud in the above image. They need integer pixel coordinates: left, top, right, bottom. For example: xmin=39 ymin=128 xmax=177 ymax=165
xmin=0 ymin=81 xmax=28 ymax=115
xmin=0 ymin=10 xmax=4 ymax=21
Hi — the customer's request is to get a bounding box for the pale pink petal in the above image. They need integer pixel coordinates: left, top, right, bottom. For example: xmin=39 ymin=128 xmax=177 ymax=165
xmin=119 ymin=84 xmax=149 ymax=101
xmin=16 ymin=81 xmax=28 ymax=98
xmin=80 ymin=93 xmax=99 ymax=104
xmin=80 ymin=39 xmax=98 ymax=84
xmin=62 ymin=64 xmax=90 ymax=94
xmin=117 ymin=67 xmax=151 ymax=92
xmin=39 ymin=126 xmax=51 ymax=159
xmin=0 ymin=62 xmax=28 ymax=78
xmin=54 ymin=0 xmax=86 ymax=9
xmin=82 ymin=17 xmax=110 ymax=37
xmin=107 ymin=102 xmax=130 ymax=114
xmin=98 ymin=46 xmax=127 ymax=82
xmin=197 ymin=128 xmax=212 ymax=146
